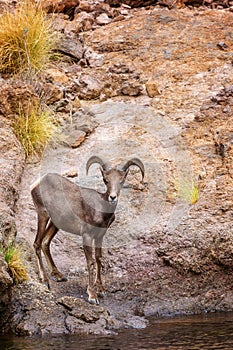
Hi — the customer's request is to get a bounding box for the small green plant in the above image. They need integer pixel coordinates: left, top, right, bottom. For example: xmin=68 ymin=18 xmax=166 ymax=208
xmin=0 ymin=243 xmax=28 ymax=284
xmin=175 ymin=178 xmax=199 ymax=205
xmin=13 ymin=103 xmax=57 ymax=157
xmin=0 ymin=0 xmax=57 ymax=75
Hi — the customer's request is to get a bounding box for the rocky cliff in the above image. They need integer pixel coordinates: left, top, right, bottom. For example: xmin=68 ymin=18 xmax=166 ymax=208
xmin=0 ymin=96 xmax=25 ymax=321
xmin=0 ymin=0 xmax=233 ymax=336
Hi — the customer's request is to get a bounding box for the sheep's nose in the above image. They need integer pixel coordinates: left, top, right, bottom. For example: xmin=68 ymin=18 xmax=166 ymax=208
xmin=109 ymin=195 xmax=117 ymax=202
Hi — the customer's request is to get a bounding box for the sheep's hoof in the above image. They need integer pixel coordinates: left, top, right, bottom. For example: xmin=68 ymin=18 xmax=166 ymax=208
xmin=88 ymin=296 xmax=100 ymax=305
xmin=95 ymin=283 xmax=106 ymax=297
xmin=39 ymin=276 xmax=50 ymax=290
xmin=57 ymin=276 xmax=68 ymax=282
xmin=51 ymin=273 xmax=67 ymax=282
xmin=97 ymin=290 xmax=106 ymax=298
xmin=45 ymin=280 xmax=51 ymax=290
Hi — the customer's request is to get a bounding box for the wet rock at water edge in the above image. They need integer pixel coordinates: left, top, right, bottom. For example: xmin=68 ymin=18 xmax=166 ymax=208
xmin=58 ymin=296 xmax=113 ymax=335
xmin=58 ymin=296 xmax=106 ymax=322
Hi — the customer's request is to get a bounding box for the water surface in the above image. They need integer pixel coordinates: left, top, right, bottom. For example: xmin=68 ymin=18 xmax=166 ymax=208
xmin=1 ymin=312 xmax=233 ymax=349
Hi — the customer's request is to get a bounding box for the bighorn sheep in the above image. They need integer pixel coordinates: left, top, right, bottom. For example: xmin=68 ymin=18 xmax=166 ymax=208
xmin=31 ymin=156 xmax=145 ymax=304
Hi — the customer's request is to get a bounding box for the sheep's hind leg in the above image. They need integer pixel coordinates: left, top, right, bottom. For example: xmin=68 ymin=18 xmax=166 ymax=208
xmin=42 ymin=220 xmax=67 ymax=282
xmin=33 ymin=211 xmax=50 ymax=288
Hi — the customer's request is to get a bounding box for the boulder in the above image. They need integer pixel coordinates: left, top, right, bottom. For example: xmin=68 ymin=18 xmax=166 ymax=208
xmin=58 ymin=296 xmax=106 ymax=322
xmin=96 ymin=13 xmax=112 ymax=25
xmin=58 ymin=296 xmax=111 ymax=334
xmin=74 ymin=74 xmax=105 ymax=99
xmin=105 ymin=0 xmax=157 ymax=7
xmin=3 ymin=282 xmax=112 ymax=335
xmin=76 ymin=0 xmax=92 ymax=12
xmin=71 ymin=130 xmax=86 ymax=148
xmin=57 ymin=33 xmax=84 ymax=60
xmin=57 ymin=107 xmax=98 ymax=147
xmin=121 ymin=82 xmax=143 ymax=96
xmin=41 ymin=83 xmax=64 ymax=105
xmin=145 ymin=81 xmax=160 ymax=97
xmin=84 ymin=48 xmax=104 ymax=68
xmin=0 ymin=81 xmax=39 ymax=121
xmin=46 ymin=68 xmax=69 ymax=84
xmin=41 ymin=0 xmax=80 ymax=14
xmin=68 ymin=12 xmax=95 ymax=33
xmin=74 ymin=0 xmax=113 ymax=16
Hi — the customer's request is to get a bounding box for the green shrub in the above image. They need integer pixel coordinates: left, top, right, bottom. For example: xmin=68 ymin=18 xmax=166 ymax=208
xmin=0 ymin=243 xmax=28 ymax=284
xmin=0 ymin=0 xmax=57 ymax=75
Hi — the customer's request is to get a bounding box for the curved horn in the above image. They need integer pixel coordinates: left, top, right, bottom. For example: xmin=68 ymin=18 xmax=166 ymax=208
xmin=86 ymin=156 xmax=108 ymax=175
xmin=120 ymin=158 xmax=145 ymax=180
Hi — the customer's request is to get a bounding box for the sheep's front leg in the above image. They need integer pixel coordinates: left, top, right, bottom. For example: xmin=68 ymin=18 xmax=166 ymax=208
xmin=95 ymin=237 xmax=105 ymax=297
xmin=83 ymin=235 xmax=99 ymax=304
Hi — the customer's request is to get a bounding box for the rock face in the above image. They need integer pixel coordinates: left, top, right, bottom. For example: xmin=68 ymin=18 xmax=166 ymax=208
xmin=1 ymin=0 xmax=233 ymax=337
xmin=0 ymin=126 xmax=25 ymax=243
xmin=2 ymin=276 xmax=147 ymax=335
xmin=0 ymin=80 xmax=26 ymax=329
xmin=0 ymin=253 xmax=12 ymax=318
xmin=0 ymin=121 xmax=24 ymax=329
xmin=2 ymin=282 xmax=65 ymax=335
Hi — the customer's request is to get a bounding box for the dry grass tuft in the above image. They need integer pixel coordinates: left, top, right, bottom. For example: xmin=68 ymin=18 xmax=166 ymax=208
xmin=0 ymin=0 xmax=57 ymax=75
xmin=174 ymin=178 xmax=199 ymax=205
xmin=0 ymin=243 xmax=28 ymax=284
xmin=13 ymin=102 xmax=57 ymax=157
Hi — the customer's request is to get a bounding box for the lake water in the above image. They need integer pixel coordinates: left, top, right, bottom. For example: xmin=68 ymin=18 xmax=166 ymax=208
xmin=1 ymin=312 xmax=233 ymax=350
